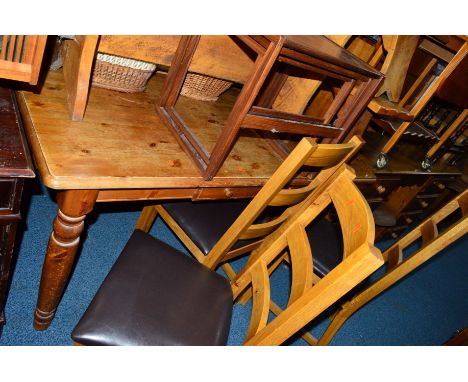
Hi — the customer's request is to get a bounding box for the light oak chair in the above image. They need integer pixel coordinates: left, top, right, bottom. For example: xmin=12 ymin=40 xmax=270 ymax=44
xmin=134 ymin=135 xmax=364 ymax=283
xmin=71 ymin=164 xmax=383 ymax=345
xmin=317 ymin=188 xmax=468 ymax=345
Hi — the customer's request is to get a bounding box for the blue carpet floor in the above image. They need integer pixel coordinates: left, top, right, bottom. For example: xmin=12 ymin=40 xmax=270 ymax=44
xmin=0 ymin=176 xmax=467 ymax=346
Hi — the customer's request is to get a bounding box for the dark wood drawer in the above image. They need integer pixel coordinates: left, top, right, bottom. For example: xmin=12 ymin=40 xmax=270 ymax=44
xmin=0 ymin=179 xmax=18 ymax=213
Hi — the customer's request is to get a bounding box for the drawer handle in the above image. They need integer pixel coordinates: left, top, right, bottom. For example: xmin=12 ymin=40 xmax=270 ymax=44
xmin=376 ymin=185 xmax=386 ymax=194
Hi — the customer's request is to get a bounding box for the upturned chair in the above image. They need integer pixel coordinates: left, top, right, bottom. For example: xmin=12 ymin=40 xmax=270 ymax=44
xmin=158 ymin=35 xmax=382 ymax=179
xmin=317 ymin=188 xmax=468 ymax=345
xmin=375 ymin=41 xmax=468 ymax=168
xmin=71 ymin=164 xmax=383 ymax=345
xmin=134 ymin=135 xmax=364 ymax=283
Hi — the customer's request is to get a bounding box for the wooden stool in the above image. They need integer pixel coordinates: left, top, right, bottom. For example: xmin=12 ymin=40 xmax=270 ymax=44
xmin=157 ymin=35 xmax=383 ymax=180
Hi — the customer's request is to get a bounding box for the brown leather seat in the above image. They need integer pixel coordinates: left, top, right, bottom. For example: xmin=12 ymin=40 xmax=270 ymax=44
xmin=71 ymin=229 xmax=233 ymax=346
xmin=162 ymin=199 xmax=251 ymax=255
xmin=163 ymin=200 xmax=343 ymax=277
xmin=71 ymin=210 xmax=344 ymax=346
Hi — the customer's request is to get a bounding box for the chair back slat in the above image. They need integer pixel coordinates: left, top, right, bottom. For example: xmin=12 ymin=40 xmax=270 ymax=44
xmin=244 ymin=262 xmax=270 ymax=342
xmin=420 ymin=220 xmax=438 ymax=246
xmin=286 ymin=225 xmax=313 ymax=306
xmin=231 ymin=166 xmax=382 ymax=345
xmin=239 ymin=210 xmax=291 ymax=240
xmin=303 ymin=139 xmax=362 ymax=167
xmin=328 ymin=167 xmax=375 ymax=258
xmin=0 ymin=35 xmax=47 ymax=84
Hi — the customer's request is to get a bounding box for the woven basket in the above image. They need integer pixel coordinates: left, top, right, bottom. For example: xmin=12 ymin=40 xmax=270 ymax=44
xmin=92 ymin=53 xmax=157 ymax=93
xmin=181 ymin=73 xmax=233 ymax=101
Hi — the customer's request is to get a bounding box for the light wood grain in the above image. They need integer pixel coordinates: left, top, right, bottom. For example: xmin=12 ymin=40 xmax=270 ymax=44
xmin=319 ymin=190 xmax=468 ymax=345
xmin=61 ymin=35 xmax=99 ymax=121
xmin=17 ymin=69 xmax=287 ymax=190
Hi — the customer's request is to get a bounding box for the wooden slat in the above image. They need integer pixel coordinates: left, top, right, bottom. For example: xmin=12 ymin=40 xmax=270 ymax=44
xmin=62 ymin=35 xmax=99 ymax=120
xmin=419 ymin=38 xmax=455 ymax=63
xmin=242 ymin=112 xmax=341 ymax=137
xmin=204 ymin=136 xmax=318 ymax=269
xmin=328 ymin=171 xmax=375 ymax=258
xmin=15 ymin=35 xmax=25 ymax=63
xmin=426 ymin=109 xmax=468 ymax=158
xmin=0 ymin=35 xmax=8 ymax=60
xmin=244 ymin=262 xmax=270 ymax=342
xmin=323 ymin=80 xmax=356 ymax=124
xmin=6 ymin=35 xmax=16 ymax=61
xmin=399 ymin=58 xmax=438 ymax=107
xmin=287 ymin=225 xmax=313 ymax=305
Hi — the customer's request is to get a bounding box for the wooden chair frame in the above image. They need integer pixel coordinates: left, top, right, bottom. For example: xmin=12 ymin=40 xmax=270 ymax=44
xmin=232 ymin=165 xmax=383 ymax=345
xmin=0 ymin=35 xmax=47 ymax=85
xmin=135 ymin=135 xmax=365 ymax=282
xmin=317 ymin=189 xmax=468 ymax=345
xmin=157 ymin=35 xmax=382 ymax=179
xmin=376 ymin=42 xmax=468 ymax=168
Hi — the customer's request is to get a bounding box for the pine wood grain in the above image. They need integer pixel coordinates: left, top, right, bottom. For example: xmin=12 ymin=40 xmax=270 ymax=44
xmin=17 ymin=69 xmax=289 ymax=191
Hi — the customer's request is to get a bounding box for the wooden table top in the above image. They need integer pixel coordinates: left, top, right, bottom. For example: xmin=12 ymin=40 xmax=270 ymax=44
xmin=16 ymin=69 xmax=288 ymax=191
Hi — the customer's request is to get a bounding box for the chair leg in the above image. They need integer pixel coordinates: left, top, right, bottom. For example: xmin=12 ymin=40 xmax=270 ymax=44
xmin=204 ymin=39 xmax=284 ymax=179
xmin=135 ymin=206 xmax=158 ymax=232
xmin=317 ymin=305 xmax=355 ymax=345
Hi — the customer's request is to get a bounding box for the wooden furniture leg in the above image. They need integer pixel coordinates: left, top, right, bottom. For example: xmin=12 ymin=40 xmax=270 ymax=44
xmin=62 ymin=36 xmax=99 ymax=121
xmin=34 ymin=189 xmax=98 ymax=330
xmin=204 ymin=39 xmax=284 ymax=179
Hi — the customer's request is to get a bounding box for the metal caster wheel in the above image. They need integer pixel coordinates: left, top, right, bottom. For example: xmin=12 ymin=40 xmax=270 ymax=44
xmin=421 ymin=156 xmax=432 ymax=171
xmin=376 ymin=152 xmax=388 ymax=169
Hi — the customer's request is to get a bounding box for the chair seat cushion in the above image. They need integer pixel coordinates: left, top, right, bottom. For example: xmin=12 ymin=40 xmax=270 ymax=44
xmin=162 ymin=199 xmax=254 ymax=255
xmin=307 ymin=217 xmax=344 ymax=278
xmin=71 ymin=230 xmax=233 ymax=346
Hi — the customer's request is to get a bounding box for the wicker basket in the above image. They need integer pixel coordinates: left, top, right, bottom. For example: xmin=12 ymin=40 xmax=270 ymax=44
xmin=92 ymin=53 xmax=157 ymax=93
xmin=181 ymin=73 xmax=233 ymax=101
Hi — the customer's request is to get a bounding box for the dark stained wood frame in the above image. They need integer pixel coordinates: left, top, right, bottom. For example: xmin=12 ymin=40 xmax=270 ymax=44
xmin=158 ymin=35 xmax=383 ymax=180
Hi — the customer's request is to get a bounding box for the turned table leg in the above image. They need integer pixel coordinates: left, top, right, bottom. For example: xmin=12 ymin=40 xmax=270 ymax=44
xmin=34 ymin=189 xmax=98 ymax=330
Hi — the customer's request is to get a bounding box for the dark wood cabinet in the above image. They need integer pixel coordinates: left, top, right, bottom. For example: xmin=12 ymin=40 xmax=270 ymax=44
xmin=0 ymin=86 xmax=34 ymax=335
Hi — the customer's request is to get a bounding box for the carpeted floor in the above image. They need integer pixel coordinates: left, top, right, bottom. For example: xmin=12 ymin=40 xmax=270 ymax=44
xmin=0 ymin=176 xmax=467 ymax=346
